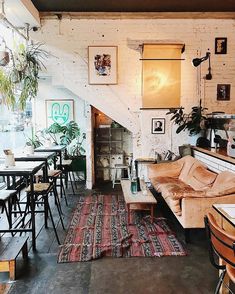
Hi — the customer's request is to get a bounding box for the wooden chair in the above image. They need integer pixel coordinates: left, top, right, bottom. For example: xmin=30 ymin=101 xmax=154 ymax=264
xmin=205 ymin=213 xmax=235 ymax=293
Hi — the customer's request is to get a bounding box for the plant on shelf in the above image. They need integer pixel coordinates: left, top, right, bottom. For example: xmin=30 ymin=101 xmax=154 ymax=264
xmin=0 ymin=42 xmax=48 ymax=110
xmin=166 ymin=100 xmax=208 ymax=136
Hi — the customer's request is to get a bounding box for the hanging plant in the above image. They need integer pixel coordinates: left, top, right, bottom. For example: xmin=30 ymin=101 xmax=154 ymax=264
xmin=0 ymin=42 xmax=48 ymax=110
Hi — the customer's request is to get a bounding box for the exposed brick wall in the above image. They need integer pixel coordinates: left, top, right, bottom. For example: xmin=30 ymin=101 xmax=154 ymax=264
xmin=32 ymin=18 xmax=235 ymax=159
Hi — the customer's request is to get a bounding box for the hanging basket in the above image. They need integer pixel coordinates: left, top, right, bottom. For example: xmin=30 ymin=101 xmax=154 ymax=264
xmin=0 ymin=51 xmax=9 ymax=66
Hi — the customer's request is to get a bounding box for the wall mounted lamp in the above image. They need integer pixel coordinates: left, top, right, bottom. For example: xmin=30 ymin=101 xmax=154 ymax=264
xmin=192 ymin=52 xmax=212 ymax=80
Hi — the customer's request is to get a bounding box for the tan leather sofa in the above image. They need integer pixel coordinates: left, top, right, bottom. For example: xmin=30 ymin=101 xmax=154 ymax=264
xmin=148 ymin=155 xmax=235 ymax=229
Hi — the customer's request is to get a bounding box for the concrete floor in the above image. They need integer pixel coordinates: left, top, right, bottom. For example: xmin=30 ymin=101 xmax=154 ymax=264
xmin=1 ymin=182 xmax=218 ymax=294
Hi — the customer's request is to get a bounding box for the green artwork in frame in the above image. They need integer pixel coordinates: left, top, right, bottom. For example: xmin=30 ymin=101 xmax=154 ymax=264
xmin=46 ymin=99 xmax=74 ymax=126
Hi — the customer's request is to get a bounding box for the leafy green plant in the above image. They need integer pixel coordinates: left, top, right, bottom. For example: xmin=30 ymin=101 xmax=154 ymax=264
xmin=44 ymin=121 xmax=86 ymax=157
xmin=166 ymin=100 xmax=208 ymax=136
xmin=0 ymin=43 xmax=48 ymax=110
xmin=24 ymin=127 xmax=42 ymax=148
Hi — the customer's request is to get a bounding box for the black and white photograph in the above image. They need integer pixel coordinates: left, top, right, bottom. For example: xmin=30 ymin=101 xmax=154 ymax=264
xmin=217 ymin=84 xmax=231 ymax=101
xmin=152 ymin=118 xmax=165 ymax=134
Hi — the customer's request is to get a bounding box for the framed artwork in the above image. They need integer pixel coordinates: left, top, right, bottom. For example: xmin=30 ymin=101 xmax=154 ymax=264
xmin=217 ymin=84 xmax=231 ymax=101
xmin=46 ymin=99 xmax=74 ymax=126
xmin=151 ymin=118 xmax=165 ymax=134
xmin=88 ymin=46 xmax=118 ymax=84
xmin=215 ymin=38 xmax=227 ymax=54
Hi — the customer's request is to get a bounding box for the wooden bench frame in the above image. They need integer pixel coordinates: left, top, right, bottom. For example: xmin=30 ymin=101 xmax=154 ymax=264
xmin=0 ymin=237 xmax=28 ymax=280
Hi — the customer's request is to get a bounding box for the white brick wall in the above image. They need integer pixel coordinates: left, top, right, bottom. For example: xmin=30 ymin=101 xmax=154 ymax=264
xmin=194 ymin=150 xmax=235 ymax=174
xmin=32 ymin=18 xmax=235 ymax=159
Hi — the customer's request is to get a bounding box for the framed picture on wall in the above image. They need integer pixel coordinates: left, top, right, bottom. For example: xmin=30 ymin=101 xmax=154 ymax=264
xmin=45 ymin=99 xmax=74 ymax=126
xmin=215 ymin=38 xmax=227 ymax=54
xmin=151 ymin=118 xmax=165 ymax=134
xmin=88 ymin=46 xmax=118 ymax=84
xmin=217 ymin=84 xmax=231 ymax=101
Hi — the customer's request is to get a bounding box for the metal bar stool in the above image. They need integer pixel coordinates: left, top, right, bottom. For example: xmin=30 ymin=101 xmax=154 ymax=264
xmin=24 ymin=183 xmax=64 ymax=245
xmin=0 ymin=190 xmax=22 ymax=232
xmin=58 ymin=160 xmax=76 ymax=195
xmin=36 ymin=169 xmax=68 ymax=207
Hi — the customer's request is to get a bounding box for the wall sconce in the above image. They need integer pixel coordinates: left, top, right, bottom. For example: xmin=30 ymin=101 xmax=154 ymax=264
xmin=192 ymin=52 xmax=212 ymax=80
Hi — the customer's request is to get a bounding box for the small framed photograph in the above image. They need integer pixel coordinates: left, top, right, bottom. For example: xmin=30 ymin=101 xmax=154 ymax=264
xmin=217 ymin=84 xmax=231 ymax=101
xmin=215 ymin=38 xmax=227 ymax=54
xmin=152 ymin=118 xmax=165 ymax=134
xmin=88 ymin=46 xmax=118 ymax=84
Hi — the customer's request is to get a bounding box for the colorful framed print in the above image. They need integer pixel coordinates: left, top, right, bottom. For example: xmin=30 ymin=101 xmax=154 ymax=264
xmin=88 ymin=46 xmax=118 ymax=84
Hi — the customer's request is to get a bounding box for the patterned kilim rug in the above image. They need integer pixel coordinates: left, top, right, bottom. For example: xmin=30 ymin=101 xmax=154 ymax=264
xmin=58 ymin=194 xmax=186 ymax=263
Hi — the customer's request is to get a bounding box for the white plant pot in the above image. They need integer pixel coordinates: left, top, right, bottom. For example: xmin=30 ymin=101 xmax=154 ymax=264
xmin=5 ymin=154 xmax=15 ymax=167
xmin=25 ymin=145 xmax=34 ymax=155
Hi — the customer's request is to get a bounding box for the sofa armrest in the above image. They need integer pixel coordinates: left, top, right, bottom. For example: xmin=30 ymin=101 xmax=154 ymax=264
xmin=148 ymin=160 xmax=183 ymax=179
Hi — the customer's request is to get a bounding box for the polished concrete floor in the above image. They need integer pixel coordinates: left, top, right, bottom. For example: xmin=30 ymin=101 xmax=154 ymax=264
xmin=1 ymin=182 xmax=218 ymax=294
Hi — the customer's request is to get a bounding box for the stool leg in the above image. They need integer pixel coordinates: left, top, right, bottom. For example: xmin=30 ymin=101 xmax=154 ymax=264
xmin=22 ymin=242 xmax=28 ymax=259
xmin=72 ymin=171 xmax=78 ymax=189
xmin=69 ymin=172 xmax=75 ymax=195
xmin=9 ymin=260 xmax=15 ymax=280
xmin=53 ymin=186 xmax=65 ymax=230
xmin=62 ymin=181 xmax=68 ymax=206
xmin=47 ymin=203 xmax=60 ymax=245
xmin=43 ymin=194 xmax=49 ymax=229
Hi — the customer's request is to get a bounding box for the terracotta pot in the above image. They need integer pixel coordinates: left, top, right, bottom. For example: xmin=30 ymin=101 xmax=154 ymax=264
xmin=0 ymin=51 xmax=10 ymax=66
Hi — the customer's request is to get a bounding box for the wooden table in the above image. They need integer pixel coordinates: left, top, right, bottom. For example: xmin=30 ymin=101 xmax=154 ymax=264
xmin=121 ymin=179 xmax=157 ymax=224
xmin=213 ymin=204 xmax=235 ymax=294
xmin=0 ymin=161 xmax=45 ymax=251
xmin=14 ymin=152 xmax=56 ymax=181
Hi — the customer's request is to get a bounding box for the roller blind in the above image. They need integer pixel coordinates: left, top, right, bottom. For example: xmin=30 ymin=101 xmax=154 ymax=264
xmin=142 ymin=44 xmax=183 ymax=108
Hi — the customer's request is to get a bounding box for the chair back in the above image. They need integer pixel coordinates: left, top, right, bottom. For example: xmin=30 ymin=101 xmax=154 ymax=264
xmin=205 ymin=213 xmax=235 ymax=269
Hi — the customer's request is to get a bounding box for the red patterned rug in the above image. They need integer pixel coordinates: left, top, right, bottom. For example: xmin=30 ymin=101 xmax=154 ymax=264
xmin=58 ymin=194 xmax=186 ymax=262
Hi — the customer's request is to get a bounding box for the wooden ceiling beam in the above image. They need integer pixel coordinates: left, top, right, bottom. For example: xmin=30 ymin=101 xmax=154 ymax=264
xmin=39 ymin=11 xmax=235 ymax=20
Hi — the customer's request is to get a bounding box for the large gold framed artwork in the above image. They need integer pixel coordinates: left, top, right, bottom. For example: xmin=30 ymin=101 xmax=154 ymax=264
xmin=142 ymin=44 xmax=184 ymax=109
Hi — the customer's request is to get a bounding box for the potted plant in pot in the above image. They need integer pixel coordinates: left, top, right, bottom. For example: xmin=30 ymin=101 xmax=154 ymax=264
xmin=0 ymin=42 xmax=48 ymax=110
xmin=166 ymin=100 xmax=209 ymax=146
xmin=44 ymin=121 xmax=86 ymax=177
xmin=24 ymin=126 xmax=42 ymax=154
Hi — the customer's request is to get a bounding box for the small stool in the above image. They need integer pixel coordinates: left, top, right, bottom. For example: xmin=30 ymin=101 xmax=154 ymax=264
xmin=58 ymin=160 xmax=77 ymax=194
xmin=36 ymin=169 xmax=68 ymax=207
xmin=0 ymin=190 xmax=21 ymax=230
xmin=112 ymin=164 xmax=131 ymax=188
xmin=25 ymin=183 xmax=64 ymax=244
xmin=0 ymin=236 xmax=28 ymax=280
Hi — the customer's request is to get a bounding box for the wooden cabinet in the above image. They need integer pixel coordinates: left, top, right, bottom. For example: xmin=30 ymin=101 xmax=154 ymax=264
xmin=94 ymin=127 xmax=132 ymax=182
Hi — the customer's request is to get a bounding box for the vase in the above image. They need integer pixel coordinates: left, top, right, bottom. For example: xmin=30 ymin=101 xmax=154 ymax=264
xmin=25 ymin=145 xmax=34 ymax=155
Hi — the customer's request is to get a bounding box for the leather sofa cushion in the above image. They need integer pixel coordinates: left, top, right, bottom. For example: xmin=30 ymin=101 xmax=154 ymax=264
xmin=206 ymin=171 xmax=235 ymax=197
xmin=148 ymin=159 xmax=184 ymax=179
xmin=186 ymin=166 xmax=217 ymax=191
xmin=179 ymin=156 xmax=206 ymax=183
xmin=151 ymin=176 xmax=206 ymax=200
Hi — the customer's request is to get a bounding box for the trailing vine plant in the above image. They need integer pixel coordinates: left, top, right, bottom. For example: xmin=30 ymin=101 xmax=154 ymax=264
xmin=0 ymin=42 xmax=48 ymax=110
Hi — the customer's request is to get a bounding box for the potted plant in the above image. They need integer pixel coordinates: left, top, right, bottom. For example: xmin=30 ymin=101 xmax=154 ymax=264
xmin=166 ymin=100 xmax=208 ymax=136
xmin=0 ymin=42 xmax=48 ymax=110
xmin=44 ymin=121 xmax=86 ymax=175
xmin=24 ymin=126 xmax=42 ymax=154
